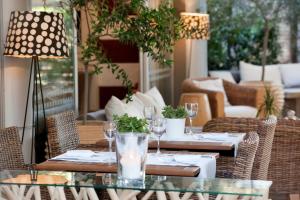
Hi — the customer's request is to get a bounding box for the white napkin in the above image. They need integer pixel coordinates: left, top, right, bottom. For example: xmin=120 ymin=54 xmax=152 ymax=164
xmin=50 ymin=151 xmax=116 ymax=163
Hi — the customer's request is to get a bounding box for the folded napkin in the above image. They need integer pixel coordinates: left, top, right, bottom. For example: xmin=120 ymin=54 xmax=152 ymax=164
xmin=51 ymin=151 xmax=116 ymax=163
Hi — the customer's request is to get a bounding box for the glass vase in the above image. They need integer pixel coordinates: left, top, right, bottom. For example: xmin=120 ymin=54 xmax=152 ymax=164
xmin=115 ymin=132 xmax=148 ymax=185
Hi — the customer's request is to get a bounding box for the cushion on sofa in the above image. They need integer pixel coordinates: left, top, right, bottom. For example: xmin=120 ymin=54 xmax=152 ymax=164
xmin=240 ymin=61 xmax=282 ymax=85
xmin=193 ymin=79 xmax=231 ymax=106
xmin=209 ymin=70 xmax=236 ymax=83
xmin=136 ymin=92 xmax=163 ymax=116
xmin=280 ymin=63 xmax=300 ymax=88
xmin=225 ymin=106 xmax=257 ymax=118
xmin=105 ymin=96 xmax=144 ymax=121
xmin=145 ymin=86 xmax=166 ymax=109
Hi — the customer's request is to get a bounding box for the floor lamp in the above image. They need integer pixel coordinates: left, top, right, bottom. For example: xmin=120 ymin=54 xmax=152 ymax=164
xmin=180 ymin=12 xmax=209 ymax=78
xmin=3 ymin=11 xmax=69 ymax=163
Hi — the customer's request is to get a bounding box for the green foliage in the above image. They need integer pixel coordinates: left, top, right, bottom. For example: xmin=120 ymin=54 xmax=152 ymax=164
xmin=113 ymin=114 xmax=149 ymax=133
xmin=207 ymin=0 xmax=281 ymax=70
xmin=61 ymin=0 xmax=182 ymax=101
xmin=162 ymin=105 xmax=188 ymax=119
xmin=256 ymin=86 xmax=279 ymax=118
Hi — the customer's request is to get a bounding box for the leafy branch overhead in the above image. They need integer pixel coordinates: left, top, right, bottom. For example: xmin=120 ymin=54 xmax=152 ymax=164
xmin=61 ymin=0 xmax=182 ymax=100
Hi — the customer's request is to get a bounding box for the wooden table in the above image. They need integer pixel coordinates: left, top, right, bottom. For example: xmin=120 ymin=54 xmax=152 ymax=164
xmin=96 ymin=139 xmax=234 ymax=156
xmin=36 ymin=161 xmax=200 ymax=177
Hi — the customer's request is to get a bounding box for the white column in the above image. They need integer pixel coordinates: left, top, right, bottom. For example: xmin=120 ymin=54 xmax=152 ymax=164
xmin=185 ymin=0 xmax=208 ymax=78
xmin=1 ymin=0 xmax=32 ymax=163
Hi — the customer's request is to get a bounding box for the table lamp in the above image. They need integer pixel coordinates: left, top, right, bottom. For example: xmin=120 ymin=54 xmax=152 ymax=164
xmin=3 ymin=11 xmax=69 ymax=163
xmin=180 ymin=12 xmax=209 ymax=77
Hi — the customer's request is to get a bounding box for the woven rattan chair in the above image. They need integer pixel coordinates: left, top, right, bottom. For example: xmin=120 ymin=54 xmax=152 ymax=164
xmin=47 ymin=111 xmax=80 ymax=158
xmin=251 ymin=117 xmax=277 ymax=180
xmin=182 ymin=77 xmax=263 ymax=118
xmin=0 ymin=127 xmax=26 ymax=170
xmin=203 ymin=117 xmax=299 ymax=198
xmin=218 ymin=132 xmax=259 ymax=180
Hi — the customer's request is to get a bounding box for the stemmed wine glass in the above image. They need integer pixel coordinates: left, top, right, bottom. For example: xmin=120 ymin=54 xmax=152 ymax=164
xmin=151 ymin=117 xmax=167 ymax=155
xmin=185 ymin=103 xmax=198 ymax=135
xmin=103 ymin=121 xmax=117 ymax=164
xmin=144 ymin=106 xmax=155 ymax=121
xmin=144 ymin=106 xmax=155 ymax=130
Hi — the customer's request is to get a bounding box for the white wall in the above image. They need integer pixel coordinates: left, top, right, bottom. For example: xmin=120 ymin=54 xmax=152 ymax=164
xmin=1 ymin=0 xmax=32 ymax=163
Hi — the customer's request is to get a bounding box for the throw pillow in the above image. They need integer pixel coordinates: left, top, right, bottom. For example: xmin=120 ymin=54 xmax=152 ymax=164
xmin=239 ymin=61 xmax=282 ymax=85
xmin=136 ymin=92 xmax=163 ymax=116
xmin=193 ymin=79 xmax=231 ymax=106
xmin=105 ymin=96 xmax=143 ymax=121
xmin=209 ymin=70 xmax=236 ymax=83
xmin=145 ymin=87 xmax=166 ymax=109
xmin=280 ymin=63 xmax=300 ymax=88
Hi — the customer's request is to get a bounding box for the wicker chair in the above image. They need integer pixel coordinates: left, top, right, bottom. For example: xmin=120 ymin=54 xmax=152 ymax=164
xmin=203 ymin=117 xmax=299 ymax=199
xmin=231 ymin=132 xmax=259 ymax=179
xmin=47 ymin=111 xmax=80 ymax=158
xmin=216 ymin=132 xmax=259 ymax=180
xmin=181 ymin=77 xmax=263 ymax=118
xmin=0 ymin=127 xmax=26 ymax=170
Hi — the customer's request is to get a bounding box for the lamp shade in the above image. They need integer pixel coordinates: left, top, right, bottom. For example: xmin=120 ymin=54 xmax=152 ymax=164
xmin=180 ymin=12 xmax=209 ymax=40
xmin=3 ymin=11 xmax=69 ymax=58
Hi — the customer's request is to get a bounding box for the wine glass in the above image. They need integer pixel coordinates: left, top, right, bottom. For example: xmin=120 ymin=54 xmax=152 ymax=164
xmin=144 ymin=106 xmax=155 ymax=130
xmin=144 ymin=106 xmax=155 ymax=121
xmin=151 ymin=117 xmax=167 ymax=155
xmin=185 ymin=103 xmax=198 ymax=135
xmin=103 ymin=121 xmax=117 ymax=163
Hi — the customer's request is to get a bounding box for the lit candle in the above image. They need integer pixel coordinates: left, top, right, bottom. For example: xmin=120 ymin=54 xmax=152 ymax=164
xmin=120 ymin=150 xmax=141 ymax=179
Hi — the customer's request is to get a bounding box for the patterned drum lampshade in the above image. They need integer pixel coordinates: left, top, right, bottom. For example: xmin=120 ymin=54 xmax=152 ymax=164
xmin=4 ymin=11 xmax=69 ymax=58
xmin=180 ymin=12 xmax=210 ymax=40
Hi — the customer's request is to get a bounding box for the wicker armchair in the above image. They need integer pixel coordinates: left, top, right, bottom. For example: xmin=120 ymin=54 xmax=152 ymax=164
xmin=232 ymin=132 xmax=259 ymax=179
xmin=0 ymin=127 xmax=26 ymax=170
xmin=47 ymin=111 xmax=80 ymax=158
xmin=181 ymin=77 xmax=263 ymax=118
xmin=203 ymin=117 xmax=299 ymax=198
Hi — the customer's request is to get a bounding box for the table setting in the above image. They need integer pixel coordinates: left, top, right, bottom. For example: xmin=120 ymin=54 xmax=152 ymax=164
xmin=49 ymin=150 xmax=216 ymax=178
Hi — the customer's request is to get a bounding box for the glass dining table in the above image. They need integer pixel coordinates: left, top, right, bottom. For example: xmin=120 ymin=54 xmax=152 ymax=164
xmin=0 ymin=170 xmax=272 ymax=200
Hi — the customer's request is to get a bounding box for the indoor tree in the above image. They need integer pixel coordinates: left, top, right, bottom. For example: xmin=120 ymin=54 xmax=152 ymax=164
xmin=250 ymin=0 xmax=284 ymax=81
xmin=60 ymin=0 xmax=182 ymax=123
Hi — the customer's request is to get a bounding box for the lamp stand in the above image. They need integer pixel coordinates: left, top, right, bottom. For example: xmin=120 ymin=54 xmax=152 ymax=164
xmin=21 ymin=56 xmax=50 ymax=163
xmin=187 ymin=39 xmax=193 ymax=78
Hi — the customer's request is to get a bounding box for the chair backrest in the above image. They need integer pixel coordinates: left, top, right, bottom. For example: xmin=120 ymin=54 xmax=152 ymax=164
xmin=0 ymin=127 xmax=25 ymax=170
xmin=47 ymin=111 xmax=80 ymax=158
xmin=251 ymin=117 xmax=277 ymax=180
xmin=232 ymin=132 xmax=259 ymax=179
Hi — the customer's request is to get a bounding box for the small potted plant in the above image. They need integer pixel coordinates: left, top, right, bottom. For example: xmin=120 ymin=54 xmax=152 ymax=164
xmin=162 ymin=106 xmax=188 ymax=139
xmin=113 ymin=114 xmax=149 ymax=184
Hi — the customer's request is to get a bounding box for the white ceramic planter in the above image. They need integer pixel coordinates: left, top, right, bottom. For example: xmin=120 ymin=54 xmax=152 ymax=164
xmin=165 ymin=118 xmax=186 ymax=139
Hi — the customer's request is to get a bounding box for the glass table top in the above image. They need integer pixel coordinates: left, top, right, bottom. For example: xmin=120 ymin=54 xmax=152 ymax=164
xmin=0 ymin=170 xmax=272 ymax=196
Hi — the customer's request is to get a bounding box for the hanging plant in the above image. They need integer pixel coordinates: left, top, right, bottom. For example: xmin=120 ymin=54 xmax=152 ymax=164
xmin=59 ymin=0 xmax=182 ymax=123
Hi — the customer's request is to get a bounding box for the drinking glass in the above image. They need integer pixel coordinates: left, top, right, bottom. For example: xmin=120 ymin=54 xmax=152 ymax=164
xmin=144 ymin=106 xmax=155 ymax=130
xmin=151 ymin=117 xmax=167 ymax=155
xmin=103 ymin=121 xmax=117 ymax=163
xmin=185 ymin=103 xmax=198 ymax=135
xmin=144 ymin=106 xmax=155 ymax=121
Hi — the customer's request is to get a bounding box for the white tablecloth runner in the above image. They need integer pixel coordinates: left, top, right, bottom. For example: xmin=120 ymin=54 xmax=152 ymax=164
xmin=50 ymin=150 xmax=216 ymax=178
xmin=151 ymin=132 xmax=245 ymax=157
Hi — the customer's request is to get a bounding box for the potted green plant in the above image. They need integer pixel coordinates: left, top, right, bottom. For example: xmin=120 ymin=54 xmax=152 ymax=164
xmin=256 ymin=86 xmax=279 ymax=118
xmin=162 ymin=106 xmax=188 ymax=139
xmin=113 ymin=114 xmax=149 ymax=184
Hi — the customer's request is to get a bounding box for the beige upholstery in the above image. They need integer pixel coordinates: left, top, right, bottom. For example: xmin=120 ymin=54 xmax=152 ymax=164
xmin=179 ymin=93 xmax=212 ymax=126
